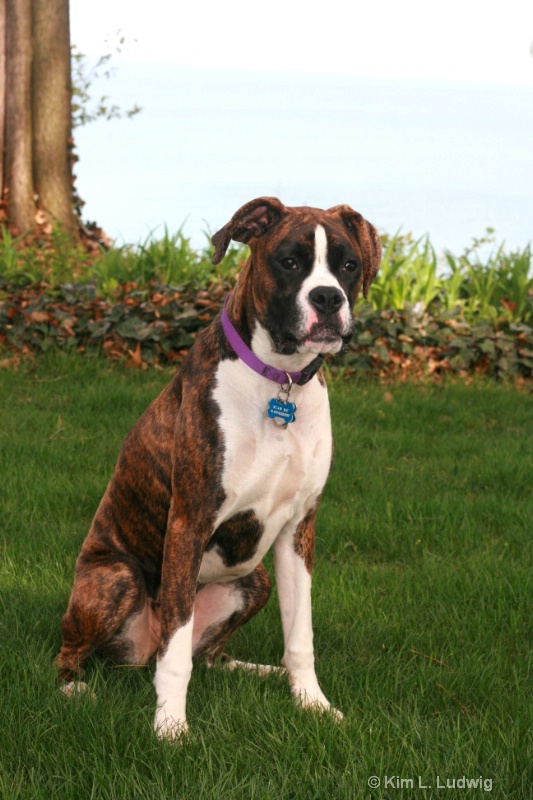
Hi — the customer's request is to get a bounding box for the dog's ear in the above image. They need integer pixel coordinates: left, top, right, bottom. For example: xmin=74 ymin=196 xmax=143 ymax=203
xmin=329 ymin=205 xmax=382 ymax=298
xmin=211 ymin=197 xmax=288 ymax=264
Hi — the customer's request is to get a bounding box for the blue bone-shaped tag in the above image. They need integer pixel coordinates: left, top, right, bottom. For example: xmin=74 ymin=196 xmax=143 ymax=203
xmin=268 ymin=397 xmax=297 ymax=424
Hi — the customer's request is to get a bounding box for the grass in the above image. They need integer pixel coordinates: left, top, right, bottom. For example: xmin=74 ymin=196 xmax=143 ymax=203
xmin=0 ymin=355 xmax=531 ymax=799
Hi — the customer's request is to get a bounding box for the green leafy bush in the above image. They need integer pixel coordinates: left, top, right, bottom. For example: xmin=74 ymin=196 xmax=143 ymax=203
xmin=443 ymin=239 xmax=532 ymax=323
xmin=1 ymin=226 xmax=531 ymax=380
xmin=0 ymin=227 xmax=247 ymax=292
xmin=364 ymin=229 xmax=532 ymax=324
xmin=1 ymin=279 xmax=532 ymax=381
xmin=365 ymin=233 xmax=443 ymax=313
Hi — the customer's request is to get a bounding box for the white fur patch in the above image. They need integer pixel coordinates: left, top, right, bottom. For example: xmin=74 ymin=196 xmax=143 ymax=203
xmin=295 ymin=225 xmax=351 ymax=354
xmin=153 ymin=617 xmax=194 ymax=739
xmin=204 ymin=355 xmax=332 ymax=584
xmin=223 ymin=658 xmax=287 ymax=677
xmin=61 ymin=681 xmax=95 ymax=699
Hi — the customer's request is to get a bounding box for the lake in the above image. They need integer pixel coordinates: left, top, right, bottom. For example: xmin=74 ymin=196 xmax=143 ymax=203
xmin=75 ymin=65 xmax=533 ymax=257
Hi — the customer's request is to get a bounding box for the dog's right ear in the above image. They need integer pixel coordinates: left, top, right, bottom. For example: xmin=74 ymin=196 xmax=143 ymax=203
xmin=211 ymin=197 xmax=288 ymax=264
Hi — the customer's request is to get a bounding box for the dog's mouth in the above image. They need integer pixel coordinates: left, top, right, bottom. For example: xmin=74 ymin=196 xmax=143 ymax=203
xmin=305 ymin=324 xmax=341 ymax=342
xmin=268 ymin=317 xmax=353 ymax=357
xmin=300 ymin=323 xmax=352 ymax=354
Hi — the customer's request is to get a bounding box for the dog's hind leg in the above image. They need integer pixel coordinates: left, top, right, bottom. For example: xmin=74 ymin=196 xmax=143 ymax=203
xmin=193 ymin=563 xmax=281 ymax=673
xmin=56 ymin=552 xmax=150 ymax=689
xmin=220 ymin=657 xmax=286 ymax=677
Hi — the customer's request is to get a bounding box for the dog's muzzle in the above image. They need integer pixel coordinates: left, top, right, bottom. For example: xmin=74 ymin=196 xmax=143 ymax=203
xmin=300 ymin=285 xmax=352 ymax=353
xmin=308 ymin=286 xmax=344 ymax=317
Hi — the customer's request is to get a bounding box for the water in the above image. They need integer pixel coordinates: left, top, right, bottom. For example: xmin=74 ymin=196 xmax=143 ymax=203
xmin=75 ymin=65 xmax=533 ymax=256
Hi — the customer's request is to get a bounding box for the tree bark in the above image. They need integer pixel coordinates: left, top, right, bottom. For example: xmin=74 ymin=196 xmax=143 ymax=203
xmin=2 ymin=0 xmax=79 ymax=238
xmin=5 ymin=0 xmax=35 ymax=234
xmin=32 ymin=0 xmax=76 ymax=235
xmin=0 ymin=0 xmax=6 ymax=196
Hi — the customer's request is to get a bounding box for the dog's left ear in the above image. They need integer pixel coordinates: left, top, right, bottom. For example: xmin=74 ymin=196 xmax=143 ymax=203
xmin=211 ymin=197 xmax=288 ymax=264
xmin=329 ymin=205 xmax=382 ymax=298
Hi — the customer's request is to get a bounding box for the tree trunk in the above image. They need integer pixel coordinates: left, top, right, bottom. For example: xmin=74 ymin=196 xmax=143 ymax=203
xmin=2 ymin=0 xmax=78 ymax=238
xmin=5 ymin=0 xmax=35 ymax=234
xmin=32 ymin=0 xmax=76 ymax=235
xmin=0 ymin=0 xmax=6 ymax=196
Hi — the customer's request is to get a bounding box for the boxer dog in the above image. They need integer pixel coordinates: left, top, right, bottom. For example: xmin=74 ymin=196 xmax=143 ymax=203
xmin=56 ymin=197 xmax=381 ymax=739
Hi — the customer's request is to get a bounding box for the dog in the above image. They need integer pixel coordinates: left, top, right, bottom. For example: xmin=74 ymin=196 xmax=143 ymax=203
xmin=56 ymin=197 xmax=381 ymax=739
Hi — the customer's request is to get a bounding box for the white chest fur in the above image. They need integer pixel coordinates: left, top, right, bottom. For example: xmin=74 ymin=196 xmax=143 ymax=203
xmin=198 ymin=357 xmax=332 ymax=583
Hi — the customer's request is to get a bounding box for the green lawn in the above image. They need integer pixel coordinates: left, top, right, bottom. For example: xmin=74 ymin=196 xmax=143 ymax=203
xmin=0 ymin=356 xmax=531 ymax=799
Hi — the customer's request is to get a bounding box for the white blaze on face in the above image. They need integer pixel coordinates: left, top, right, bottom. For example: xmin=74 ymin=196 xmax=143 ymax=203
xmin=296 ymin=225 xmax=350 ymax=353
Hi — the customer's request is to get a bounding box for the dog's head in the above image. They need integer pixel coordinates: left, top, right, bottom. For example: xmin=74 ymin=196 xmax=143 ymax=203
xmin=212 ymin=197 xmax=381 ymax=356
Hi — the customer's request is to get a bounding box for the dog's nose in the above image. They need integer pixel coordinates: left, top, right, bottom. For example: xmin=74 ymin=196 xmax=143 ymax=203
xmin=308 ymin=286 xmax=344 ymax=316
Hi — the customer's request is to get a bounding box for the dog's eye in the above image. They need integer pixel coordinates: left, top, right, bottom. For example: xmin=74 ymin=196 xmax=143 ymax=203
xmin=343 ymin=261 xmax=360 ymax=274
xmin=280 ymin=257 xmax=298 ymax=270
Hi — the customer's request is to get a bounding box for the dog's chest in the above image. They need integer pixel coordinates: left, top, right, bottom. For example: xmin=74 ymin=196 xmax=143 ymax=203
xmin=197 ymin=358 xmax=332 ymax=583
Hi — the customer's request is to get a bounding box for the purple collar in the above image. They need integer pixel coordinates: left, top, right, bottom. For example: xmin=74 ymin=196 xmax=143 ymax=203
xmin=221 ymin=297 xmax=324 ymax=386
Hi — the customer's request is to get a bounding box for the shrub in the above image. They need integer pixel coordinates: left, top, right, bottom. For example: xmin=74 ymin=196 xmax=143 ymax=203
xmin=0 ymin=225 xmax=531 ymax=381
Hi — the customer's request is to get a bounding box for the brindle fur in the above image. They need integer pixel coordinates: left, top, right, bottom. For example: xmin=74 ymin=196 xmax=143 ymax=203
xmin=56 ymin=197 xmax=381 ymax=702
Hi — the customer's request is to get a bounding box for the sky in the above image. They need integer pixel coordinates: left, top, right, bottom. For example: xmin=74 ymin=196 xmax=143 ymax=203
xmin=70 ymin=0 xmax=533 ymax=85
xmin=68 ymin=1 xmax=533 ymax=252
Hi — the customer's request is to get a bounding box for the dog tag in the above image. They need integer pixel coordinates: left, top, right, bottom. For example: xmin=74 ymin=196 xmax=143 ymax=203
xmin=268 ymin=397 xmax=297 ymax=426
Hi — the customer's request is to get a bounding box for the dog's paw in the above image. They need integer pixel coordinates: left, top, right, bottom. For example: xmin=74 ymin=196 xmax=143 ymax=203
xmin=289 ymin=674 xmax=344 ymax=723
xmin=297 ymin=692 xmax=344 ymax=722
xmin=60 ymin=680 xmax=96 ymax=700
xmin=154 ymin=710 xmax=190 ymax=743
xmin=222 ymin=657 xmax=287 ymax=678
xmin=322 ymin=703 xmax=344 ymax=723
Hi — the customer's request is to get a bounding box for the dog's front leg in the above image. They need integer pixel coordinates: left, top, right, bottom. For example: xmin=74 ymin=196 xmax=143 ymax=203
xmin=153 ymin=614 xmax=194 ymax=741
xmin=153 ymin=506 xmax=210 ymax=741
xmin=273 ymin=510 xmax=343 ymax=721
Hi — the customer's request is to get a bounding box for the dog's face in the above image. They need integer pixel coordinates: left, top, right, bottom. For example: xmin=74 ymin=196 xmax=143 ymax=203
xmin=212 ymin=197 xmax=382 ymax=356
xmin=257 ymin=214 xmax=367 ymax=356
